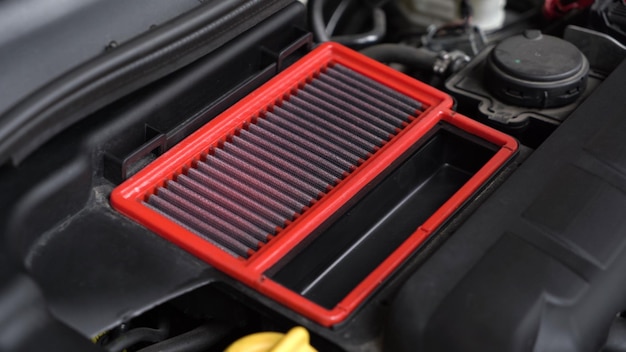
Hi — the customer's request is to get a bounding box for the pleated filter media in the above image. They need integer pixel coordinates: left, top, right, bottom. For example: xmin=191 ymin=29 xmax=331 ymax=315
xmin=111 ymin=43 xmax=517 ymax=326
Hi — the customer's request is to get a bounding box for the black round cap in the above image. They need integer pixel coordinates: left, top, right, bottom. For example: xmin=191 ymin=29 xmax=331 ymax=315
xmin=485 ymin=30 xmax=589 ymax=108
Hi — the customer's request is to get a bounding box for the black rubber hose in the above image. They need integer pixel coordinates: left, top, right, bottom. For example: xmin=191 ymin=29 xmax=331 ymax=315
xmin=0 ymin=0 xmax=294 ymax=166
xmin=309 ymin=0 xmax=386 ymax=46
xmin=104 ymin=325 xmax=169 ymax=352
xmin=333 ymin=8 xmax=386 ymax=47
xmin=360 ymin=44 xmax=438 ymax=70
xmin=604 ymin=317 xmax=626 ymax=352
xmin=325 ymin=0 xmax=351 ymax=36
xmin=136 ymin=324 xmax=232 ymax=352
xmin=309 ymin=0 xmax=330 ymax=42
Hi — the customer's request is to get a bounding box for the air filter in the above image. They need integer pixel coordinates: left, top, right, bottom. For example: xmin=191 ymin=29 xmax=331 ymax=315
xmin=111 ymin=42 xmax=517 ymax=326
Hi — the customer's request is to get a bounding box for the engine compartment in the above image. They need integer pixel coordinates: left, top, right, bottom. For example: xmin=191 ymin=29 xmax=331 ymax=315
xmin=2 ymin=0 xmax=626 ymax=351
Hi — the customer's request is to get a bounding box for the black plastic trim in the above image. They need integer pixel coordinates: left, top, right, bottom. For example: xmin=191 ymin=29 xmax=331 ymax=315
xmin=0 ymin=0 xmax=293 ymax=166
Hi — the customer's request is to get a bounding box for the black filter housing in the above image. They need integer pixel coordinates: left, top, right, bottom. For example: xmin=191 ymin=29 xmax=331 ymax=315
xmin=485 ymin=30 xmax=589 ymax=109
xmin=0 ymin=0 xmax=309 ymax=339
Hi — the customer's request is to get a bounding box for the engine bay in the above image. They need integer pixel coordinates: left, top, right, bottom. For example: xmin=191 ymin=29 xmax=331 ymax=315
xmin=2 ymin=0 xmax=626 ymax=351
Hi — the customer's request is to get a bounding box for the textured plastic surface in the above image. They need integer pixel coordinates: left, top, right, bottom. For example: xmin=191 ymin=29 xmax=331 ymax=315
xmin=485 ymin=31 xmax=589 ymax=109
xmin=269 ymin=125 xmax=500 ymax=309
xmin=0 ymin=254 xmax=102 ymax=352
xmin=591 ymin=0 xmax=626 ymax=44
xmin=386 ymin=57 xmax=626 ymax=352
xmin=0 ymin=3 xmax=307 ymax=338
xmin=0 ymin=0 xmax=294 ymax=166
xmin=111 ymin=42 xmax=517 ymax=326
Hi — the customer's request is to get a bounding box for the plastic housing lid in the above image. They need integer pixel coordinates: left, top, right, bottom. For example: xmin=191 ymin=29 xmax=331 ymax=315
xmin=111 ymin=42 xmax=517 ymax=327
xmin=485 ymin=30 xmax=589 ymax=108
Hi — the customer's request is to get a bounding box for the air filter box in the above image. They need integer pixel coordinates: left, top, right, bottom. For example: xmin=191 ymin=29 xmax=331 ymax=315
xmin=111 ymin=42 xmax=517 ymax=326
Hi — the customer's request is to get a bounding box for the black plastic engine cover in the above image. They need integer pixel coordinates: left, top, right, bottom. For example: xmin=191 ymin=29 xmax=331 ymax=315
xmin=386 ymin=58 xmax=626 ymax=351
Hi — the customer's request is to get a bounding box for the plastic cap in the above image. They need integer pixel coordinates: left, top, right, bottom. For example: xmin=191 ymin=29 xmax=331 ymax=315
xmin=225 ymin=327 xmax=317 ymax=352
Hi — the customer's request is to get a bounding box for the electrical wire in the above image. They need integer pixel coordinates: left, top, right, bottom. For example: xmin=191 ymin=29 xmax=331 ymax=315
xmin=543 ymin=0 xmax=594 ymax=19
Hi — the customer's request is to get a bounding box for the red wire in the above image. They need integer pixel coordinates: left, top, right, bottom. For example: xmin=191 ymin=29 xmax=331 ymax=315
xmin=543 ymin=0 xmax=595 ymax=19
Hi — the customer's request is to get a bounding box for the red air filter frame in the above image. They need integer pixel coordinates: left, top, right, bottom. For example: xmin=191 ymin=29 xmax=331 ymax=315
xmin=111 ymin=42 xmax=517 ymax=326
